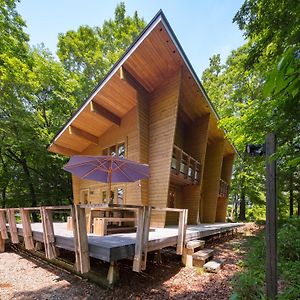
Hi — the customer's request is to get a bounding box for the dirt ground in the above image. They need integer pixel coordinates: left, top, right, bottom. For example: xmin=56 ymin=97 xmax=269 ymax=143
xmin=0 ymin=223 xmax=260 ymax=300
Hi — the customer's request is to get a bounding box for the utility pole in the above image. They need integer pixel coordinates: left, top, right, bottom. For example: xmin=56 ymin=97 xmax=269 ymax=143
xmin=265 ymin=133 xmax=277 ymax=299
xmin=246 ymin=133 xmax=278 ymax=299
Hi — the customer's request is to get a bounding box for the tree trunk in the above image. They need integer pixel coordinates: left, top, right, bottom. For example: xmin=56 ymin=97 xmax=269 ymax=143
xmin=239 ymin=188 xmax=246 ymax=221
xmin=1 ymin=186 xmax=6 ymax=208
xmin=297 ymin=199 xmax=300 ymax=216
xmin=21 ymin=158 xmax=38 ymax=221
xmin=289 ymin=173 xmax=294 ymax=216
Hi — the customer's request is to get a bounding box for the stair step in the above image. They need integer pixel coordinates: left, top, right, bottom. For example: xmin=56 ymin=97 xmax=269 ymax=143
xmin=203 ymin=259 xmax=225 ymax=273
xmin=193 ymin=249 xmax=214 ymax=260
xmin=186 ymin=240 xmax=205 ymax=250
xmin=192 ymin=249 xmax=214 ymax=267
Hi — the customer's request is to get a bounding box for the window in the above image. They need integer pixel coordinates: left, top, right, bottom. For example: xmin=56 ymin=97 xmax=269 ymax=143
xmin=102 ymin=142 xmax=126 ymax=158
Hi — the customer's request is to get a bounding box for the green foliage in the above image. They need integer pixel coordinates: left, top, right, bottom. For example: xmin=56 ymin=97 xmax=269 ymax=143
xmin=231 ymin=218 xmax=300 ymax=299
xmin=0 ymin=1 xmax=145 ymax=208
xmin=57 ymin=2 xmax=145 ymax=100
xmin=202 ymin=0 xmax=300 ymax=220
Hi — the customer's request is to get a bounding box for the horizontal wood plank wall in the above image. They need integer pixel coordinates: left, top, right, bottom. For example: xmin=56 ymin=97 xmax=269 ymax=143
xmin=72 ymin=175 xmax=81 ymax=204
xmin=174 ymin=117 xmax=185 ymax=148
xmin=148 ymin=70 xmax=181 ymax=227
xmin=137 ymin=93 xmax=150 ymax=206
xmin=73 ymin=108 xmax=141 ymax=205
xmin=166 ymin=183 xmax=184 ymax=225
xmin=201 ymin=139 xmax=224 ymax=223
xmin=183 ymin=114 xmax=210 ymax=224
xmin=215 ymin=154 xmax=235 ymax=222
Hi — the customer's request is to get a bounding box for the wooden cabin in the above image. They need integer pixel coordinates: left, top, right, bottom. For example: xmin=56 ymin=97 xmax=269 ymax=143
xmin=48 ymin=11 xmax=237 ymax=227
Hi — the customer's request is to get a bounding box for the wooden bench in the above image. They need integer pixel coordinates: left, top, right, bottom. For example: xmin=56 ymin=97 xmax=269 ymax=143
xmin=93 ymin=217 xmax=136 ymax=236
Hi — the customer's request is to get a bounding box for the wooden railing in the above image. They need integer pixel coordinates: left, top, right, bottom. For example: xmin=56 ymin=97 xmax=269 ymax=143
xmin=219 ymin=179 xmax=229 ymax=198
xmin=0 ymin=204 xmax=188 ymax=277
xmin=171 ymin=144 xmax=201 ymax=184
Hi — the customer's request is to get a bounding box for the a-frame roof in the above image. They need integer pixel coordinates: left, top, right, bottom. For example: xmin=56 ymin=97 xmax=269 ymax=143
xmin=48 ymin=10 xmax=237 ymax=156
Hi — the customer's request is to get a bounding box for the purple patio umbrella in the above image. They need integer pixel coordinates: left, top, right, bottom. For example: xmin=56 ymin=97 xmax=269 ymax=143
xmin=63 ymin=155 xmax=149 ymax=202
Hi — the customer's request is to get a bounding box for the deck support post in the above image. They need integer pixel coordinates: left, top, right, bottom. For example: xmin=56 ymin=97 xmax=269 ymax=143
xmin=133 ymin=206 xmax=145 ymax=272
xmin=107 ymin=261 xmax=119 ymax=285
xmin=133 ymin=206 xmax=151 ymax=272
xmin=72 ymin=205 xmax=90 ymax=274
xmin=177 ymin=209 xmax=188 ymax=255
xmin=0 ymin=234 xmax=4 ymax=252
xmin=41 ymin=207 xmax=58 ymax=259
xmin=6 ymin=209 xmax=19 ymax=244
xmin=20 ymin=208 xmax=34 ymax=250
xmin=153 ymin=250 xmax=162 ymax=264
xmin=141 ymin=206 xmax=151 ymax=270
xmin=35 ymin=241 xmax=43 ymax=251
xmin=0 ymin=210 xmax=8 ymax=240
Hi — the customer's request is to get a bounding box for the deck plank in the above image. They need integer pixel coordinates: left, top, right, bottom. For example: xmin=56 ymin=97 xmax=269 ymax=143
xmin=8 ymin=222 xmax=242 ymax=262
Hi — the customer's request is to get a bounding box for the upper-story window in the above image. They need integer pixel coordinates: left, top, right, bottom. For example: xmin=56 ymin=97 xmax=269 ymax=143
xmin=102 ymin=142 xmax=126 ymax=158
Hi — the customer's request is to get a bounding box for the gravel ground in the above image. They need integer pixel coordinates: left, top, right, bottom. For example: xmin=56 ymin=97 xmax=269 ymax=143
xmin=0 ymin=223 xmax=259 ymax=300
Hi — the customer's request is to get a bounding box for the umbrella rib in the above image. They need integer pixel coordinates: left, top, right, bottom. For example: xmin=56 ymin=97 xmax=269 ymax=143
xmin=116 ymin=165 xmax=136 ymax=182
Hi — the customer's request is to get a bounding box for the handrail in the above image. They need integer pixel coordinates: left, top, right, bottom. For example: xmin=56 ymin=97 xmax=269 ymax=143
xmin=171 ymin=144 xmax=201 ymax=183
xmin=219 ymin=179 xmax=229 ymax=198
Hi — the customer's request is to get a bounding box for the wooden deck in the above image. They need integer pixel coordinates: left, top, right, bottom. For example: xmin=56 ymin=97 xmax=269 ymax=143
xmin=12 ymin=222 xmax=242 ymax=262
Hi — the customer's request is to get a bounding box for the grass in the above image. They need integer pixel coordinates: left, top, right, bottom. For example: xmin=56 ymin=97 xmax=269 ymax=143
xmin=230 ymin=217 xmax=300 ymax=300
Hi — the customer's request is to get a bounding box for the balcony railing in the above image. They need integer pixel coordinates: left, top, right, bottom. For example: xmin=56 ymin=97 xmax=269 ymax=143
xmin=219 ymin=179 xmax=229 ymax=198
xmin=171 ymin=145 xmax=201 ymax=184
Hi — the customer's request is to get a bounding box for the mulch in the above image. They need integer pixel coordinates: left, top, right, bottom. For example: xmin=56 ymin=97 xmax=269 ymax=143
xmin=0 ymin=223 xmax=260 ymax=300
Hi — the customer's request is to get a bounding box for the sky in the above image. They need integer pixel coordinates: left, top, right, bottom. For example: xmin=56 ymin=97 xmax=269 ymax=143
xmin=17 ymin=0 xmax=246 ymax=75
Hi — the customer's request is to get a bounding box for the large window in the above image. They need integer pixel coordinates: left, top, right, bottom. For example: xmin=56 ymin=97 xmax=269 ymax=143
xmin=102 ymin=142 xmax=125 ymax=158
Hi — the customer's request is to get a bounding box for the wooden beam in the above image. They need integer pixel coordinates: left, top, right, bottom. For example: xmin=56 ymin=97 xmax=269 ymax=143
xmin=177 ymin=209 xmax=188 ymax=255
xmin=90 ymin=101 xmax=121 ymax=126
xmin=73 ymin=205 xmax=90 ymax=274
xmin=41 ymin=207 xmax=58 ymax=260
xmin=133 ymin=206 xmax=145 ymax=272
xmin=119 ymin=66 xmax=149 ymax=94
xmin=6 ymin=209 xmax=19 ymax=244
xmin=0 ymin=234 xmax=4 ymax=253
xmin=49 ymin=143 xmax=79 ymax=157
xmin=68 ymin=125 xmax=98 ymax=145
xmin=0 ymin=210 xmax=8 ymax=239
xmin=20 ymin=208 xmax=34 ymax=250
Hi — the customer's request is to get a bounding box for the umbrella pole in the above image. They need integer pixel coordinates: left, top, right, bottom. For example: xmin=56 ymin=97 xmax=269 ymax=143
xmin=109 ymin=171 xmax=112 ymax=204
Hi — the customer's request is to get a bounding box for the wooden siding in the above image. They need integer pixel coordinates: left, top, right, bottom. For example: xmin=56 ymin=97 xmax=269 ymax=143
xmin=137 ymin=93 xmax=150 ymax=206
xmin=165 ymin=183 xmax=184 ymax=225
xmin=215 ymin=154 xmax=234 ymax=222
xmin=148 ymin=70 xmax=181 ymax=227
xmin=201 ymin=139 xmax=225 ymax=223
xmin=72 ymin=108 xmax=141 ymax=205
xmin=182 ymin=114 xmax=210 ymax=224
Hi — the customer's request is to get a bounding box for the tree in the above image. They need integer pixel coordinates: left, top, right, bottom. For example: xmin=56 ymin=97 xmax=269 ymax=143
xmin=57 ymin=2 xmax=145 ymax=101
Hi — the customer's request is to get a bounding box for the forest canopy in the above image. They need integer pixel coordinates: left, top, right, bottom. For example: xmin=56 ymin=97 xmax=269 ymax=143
xmin=0 ymin=0 xmax=299 ymax=220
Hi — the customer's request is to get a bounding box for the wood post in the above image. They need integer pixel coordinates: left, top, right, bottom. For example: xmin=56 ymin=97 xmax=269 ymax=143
xmin=133 ymin=206 xmax=145 ymax=272
xmin=6 ymin=209 xmax=19 ymax=244
xmin=266 ymin=133 xmax=278 ymax=299
xmin=177 ymin=209 xmax=188 ymax=255
xmin=107 ymin=261 xmax=119 ymax=285
xmin=72 ymin=205 xmax=90 ymax=274
xmin=0 ymin=210 xmax=8 ymax=239
xmin=141 ymin=206 xmax=151 ymax=270
xmin=0 ymin=234 xmax=4 ymax=253
xmin=20 ymin=208 xmax=34 ymax=250
xmin=41 ymin=207 xmax=58 ymax=260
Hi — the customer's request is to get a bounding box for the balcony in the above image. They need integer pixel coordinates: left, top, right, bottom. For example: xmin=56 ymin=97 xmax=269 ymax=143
xmin=170 ymin=145 xmax=201 ymax=185
xmin=219 ymin=179 xmax=229 ymax=198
